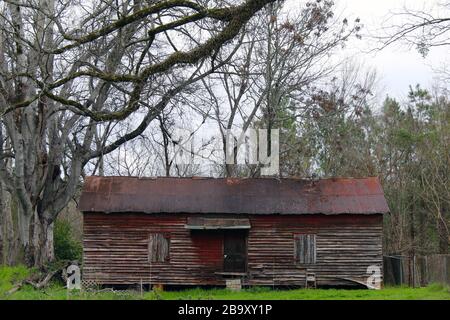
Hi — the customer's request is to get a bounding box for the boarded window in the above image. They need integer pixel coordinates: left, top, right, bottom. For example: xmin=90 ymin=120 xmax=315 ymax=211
xmin=294 ymin=234 xmax=316 ymax=264
xmin=148 ymin=233 xmax=170 ymax=263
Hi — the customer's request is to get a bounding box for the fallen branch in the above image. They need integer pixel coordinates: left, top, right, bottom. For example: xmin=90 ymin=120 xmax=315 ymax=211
xmin=6 ymin=269 xmax=60 ymax=295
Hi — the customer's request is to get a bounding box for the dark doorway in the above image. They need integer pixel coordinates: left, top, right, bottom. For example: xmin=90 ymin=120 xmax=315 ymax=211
xmin=223 ymin=231 xmax=247 ymax=273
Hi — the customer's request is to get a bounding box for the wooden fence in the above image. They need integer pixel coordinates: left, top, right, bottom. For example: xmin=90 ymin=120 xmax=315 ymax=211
xmin=383 ymin=254 xmax=450 ymax=287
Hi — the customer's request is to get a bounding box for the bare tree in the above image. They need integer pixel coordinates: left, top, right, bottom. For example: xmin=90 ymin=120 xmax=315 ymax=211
xmin=0 ymin=0 xmax=276 ymax=266
xmin=101 ymin=85 xmax=217 ymax=178
xmin=202 ymin=0 xmax=361 ymax=177
xmin=377 ymin=2 xmax=450 ymax=57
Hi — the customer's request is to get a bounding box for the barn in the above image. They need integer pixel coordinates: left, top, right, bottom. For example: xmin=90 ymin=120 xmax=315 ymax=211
xmin=79 ymin=176 xmax=389 ymax=289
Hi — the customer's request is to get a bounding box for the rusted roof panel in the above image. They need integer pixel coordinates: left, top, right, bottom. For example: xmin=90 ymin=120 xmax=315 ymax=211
xmin=78 ymin=176 xmax=390 ymax=215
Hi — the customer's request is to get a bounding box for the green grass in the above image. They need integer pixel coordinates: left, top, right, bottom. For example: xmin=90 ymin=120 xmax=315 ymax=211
xmin=0 ymin=265 xmax=31 ymax=294
xmin=1 ymin=266 xmax=449 ymax=300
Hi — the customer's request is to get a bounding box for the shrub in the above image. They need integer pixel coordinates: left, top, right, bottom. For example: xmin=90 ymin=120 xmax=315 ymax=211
xmin=54 ymin=220 xmax=82 ymax=262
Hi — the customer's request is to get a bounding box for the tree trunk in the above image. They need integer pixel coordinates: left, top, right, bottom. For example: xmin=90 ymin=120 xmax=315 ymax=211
xmin=437 ymin=209 xmax=449 ymax=254
xmin=5 ymin=204 xmax=17 ymax=266
xmin=33 ymin=216 xmax=54 ymax=267
xmin=418 ymin=209 xmax=426 ymax=255
xmin=0 ymin=180 xmax=4 ymax=264
xmin=1 ymin=189 xmax=17 ymax=265
xmin=18 ymin=207 xmax=54 ymax=267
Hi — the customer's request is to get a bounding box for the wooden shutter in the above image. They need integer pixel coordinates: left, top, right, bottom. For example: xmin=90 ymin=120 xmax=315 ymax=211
xmin=294 ymin=234 xmax=316 ymax=264
xmin=148 ymin=233 xmax=170 ymax=263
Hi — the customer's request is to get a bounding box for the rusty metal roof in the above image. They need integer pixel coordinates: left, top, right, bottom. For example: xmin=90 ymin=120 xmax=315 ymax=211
xmin=79 ymin=176 xmax=389 ymax=214
xmin=79 ymin=176 xmax=389 ymax=215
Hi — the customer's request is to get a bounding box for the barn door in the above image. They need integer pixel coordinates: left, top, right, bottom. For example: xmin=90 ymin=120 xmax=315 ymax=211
xmin=223 ymin=231 xmax=247 ymax=273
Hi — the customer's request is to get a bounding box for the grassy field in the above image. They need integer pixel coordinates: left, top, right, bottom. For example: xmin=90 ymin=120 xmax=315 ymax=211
xmin=1 ymin=266 xmax=449 ymax=300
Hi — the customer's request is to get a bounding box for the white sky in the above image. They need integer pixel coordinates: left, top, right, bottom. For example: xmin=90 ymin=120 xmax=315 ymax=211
xmin=286 ymin=0 xmax=449 ymax=101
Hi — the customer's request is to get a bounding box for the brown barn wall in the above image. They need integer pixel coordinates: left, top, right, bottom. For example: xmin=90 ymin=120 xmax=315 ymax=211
xmin=82 ymin=213 xmax=383 ymax=287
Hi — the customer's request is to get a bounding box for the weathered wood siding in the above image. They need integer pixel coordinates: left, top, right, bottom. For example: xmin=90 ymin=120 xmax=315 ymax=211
xmin=83 ymin=213 xmax=383 ymax=287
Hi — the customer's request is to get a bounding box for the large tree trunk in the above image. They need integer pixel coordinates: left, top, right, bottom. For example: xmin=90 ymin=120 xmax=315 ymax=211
xmin=19 ymin=208 xmax=55 ymax=267
xmin=0 ymin=191 xmax=20 ymax=266
xmin=5 ymin=202 xmax=17 ymax=266
xmin=17 ymin=207 xmax=32 ymax=266
xmin=1 ymin=177 xmax=17 ymax=265
xmin=32 ymin=215 xmax=54 ymax=267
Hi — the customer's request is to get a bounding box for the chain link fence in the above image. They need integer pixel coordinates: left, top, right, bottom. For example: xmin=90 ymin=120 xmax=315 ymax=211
xmin=383 ymin=254 xmax=450 ymax=287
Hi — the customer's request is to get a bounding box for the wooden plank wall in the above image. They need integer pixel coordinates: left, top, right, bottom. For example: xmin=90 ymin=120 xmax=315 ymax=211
xmin=246 ymin=215 xmax=383 ymax=286
xmin=83 ymin=213 xmax=383 ymax=287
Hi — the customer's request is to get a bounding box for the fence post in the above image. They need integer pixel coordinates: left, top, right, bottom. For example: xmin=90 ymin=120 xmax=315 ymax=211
xmin=445 ymin=254 xmax=450 ymax=284
xmin=443 ymin=254 xmax=449 ymax=285
xmin=399 ymin=257 xmax=403 ymax=286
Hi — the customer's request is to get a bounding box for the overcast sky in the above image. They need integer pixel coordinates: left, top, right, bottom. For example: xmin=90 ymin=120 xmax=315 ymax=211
xmin=287 ymin=0 xmax=448 ymax=102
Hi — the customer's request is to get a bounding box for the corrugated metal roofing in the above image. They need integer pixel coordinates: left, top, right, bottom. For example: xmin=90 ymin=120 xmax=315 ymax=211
xmin=78 ymin=176 xmax=389 ymax=215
